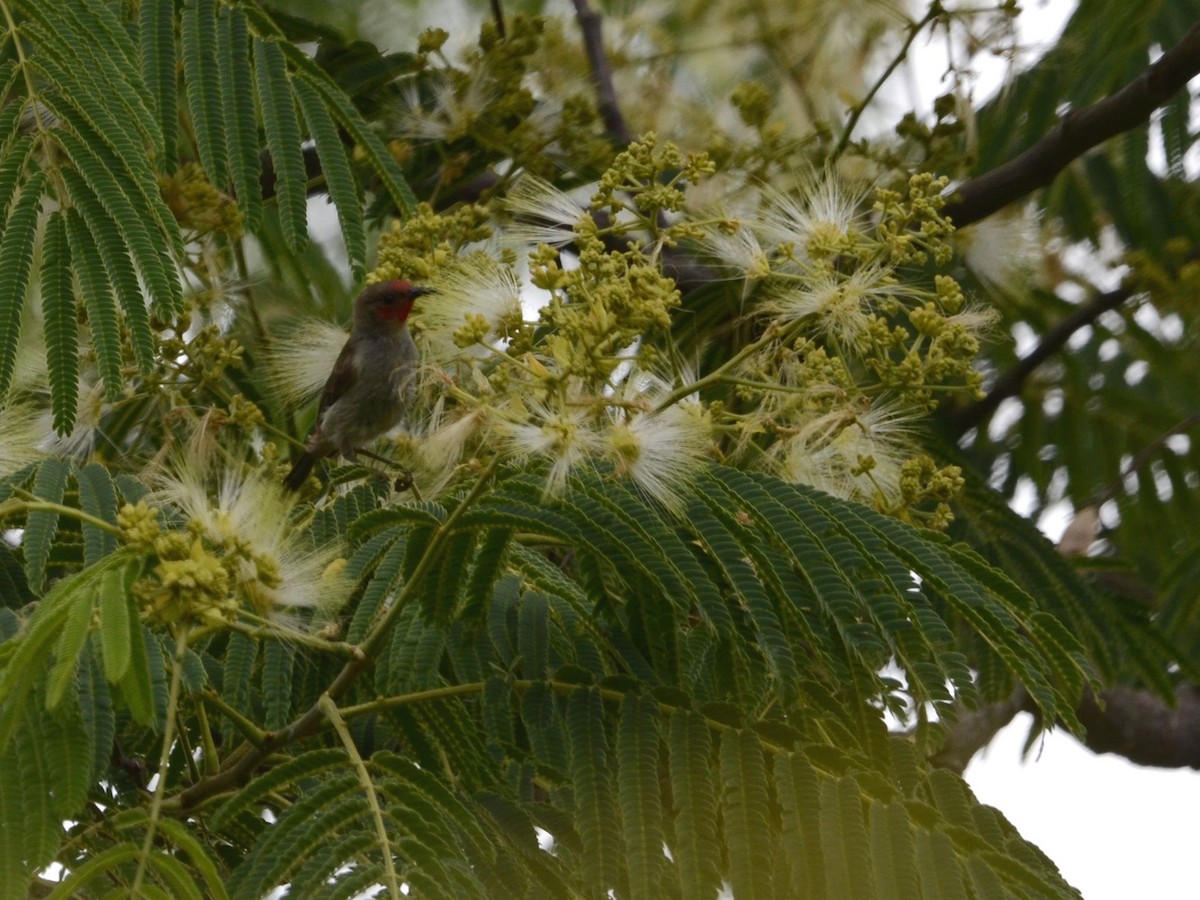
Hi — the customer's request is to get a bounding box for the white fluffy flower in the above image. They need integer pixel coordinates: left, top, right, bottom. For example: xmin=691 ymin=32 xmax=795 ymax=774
xmin=149 ymin=443 xmax=346 ymax=615
xmin=777 ymin=400 xmax=915 ymax=504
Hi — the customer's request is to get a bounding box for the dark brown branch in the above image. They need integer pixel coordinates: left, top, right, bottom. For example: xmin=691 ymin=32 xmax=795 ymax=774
xmin=942 ymin=22 xmax=1200 ymax=228
xmin=951 ymin=283 xmax=1137 ymax=432
xmin=571 ymin=0 xmax=632 ymax=147
xmin=490 ymin=0 xmax=507 ymax=39
xmin=933 ymin=684 xmax=1200 ymax=774
xmin=1076 ymin=684 xmax=1200 ymax=769
xmin=258 ymin=144 xmax=325 ymax=202
xmin=930 ymin=687 xmax=1027 ymax=774
xmin=1091 ymin=412 xmax=1200 ymax=506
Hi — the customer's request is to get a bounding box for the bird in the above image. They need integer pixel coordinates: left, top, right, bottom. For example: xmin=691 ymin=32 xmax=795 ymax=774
xmin=283 ymin=279 xmax=429 ymax=491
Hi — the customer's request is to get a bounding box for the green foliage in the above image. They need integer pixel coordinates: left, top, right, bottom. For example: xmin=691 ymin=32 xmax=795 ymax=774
xmin=0 ymin=0 xmax=417 ymax=429
xmin=1 ymin=458 xmax=1107 ymax=897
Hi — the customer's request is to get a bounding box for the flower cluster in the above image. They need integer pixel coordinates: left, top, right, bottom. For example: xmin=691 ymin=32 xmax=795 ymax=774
xmin=336 ymin=130 xmax=982 ymax=523
xmin=120 ymin=451 xmax=347 ymax=634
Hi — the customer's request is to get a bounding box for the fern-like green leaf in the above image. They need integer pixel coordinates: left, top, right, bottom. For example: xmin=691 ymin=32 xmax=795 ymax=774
xmin=347 ymin=531 xmax=406 ymax=643
xmin=689 ymin=493 xmax=800 ymax=698
xmin=916 ymin=828 xmax=969 ymax=899
xmin=182 ymin=0 xmax=227 ymax=181
xmin=617 ymin=694 xmax=665 ymax=900
xmin=145 ymin=848 xmax=208 ymax=900
xmin=262 ymin=639 xmax=296 ymax=730
xmin=775 ymin=750 xmax=826 ymax=899
xmin=253 ymin=36 xmax=309 ymax=254
xmin=39 ymin=211 xmax=79 ymax=434
xmin=52 ymin=121 xmax=182 ymax=317
xmin=0 ymin=169 xmax=43 ymax=400
xmin=210 ymin=748 xmax=350 ymax=829
xmin=76 ymin=462 xmax=120 ymax=565
xmin=720 ymin=728 xmax=775 ymax=900
xmin=118 ymin=623 xmax=158 ymax=726
xmin=42 ymin=843 xmax=142 ymax=900
xmin=668 ymin=710 xmax=721 ymax=900
xmin=235 ymin=791 xmax=368 ymax=899
xmin=518 ymin=590 xmax=551 ymax=680
xmin=567 ymin=686 xmax=621 ymax=895
xmin=870 ymin=800 xmax=921 ymax=900
xmin=77 ymin=636 xmax=115 ymax=780
xmin=217 ymin=4 xmax=262 ymax=231
xmin=289 ymin=61 xmax=418 ymax=216
xmin=139 ymin=0 xmax=178 ymax=157
xmin=23 ymin=686 xmax=92 ymax=821
xmin=22 ymin=455 xmax=72 ymax=594
xmin=23 ymin=13 xmax=162 ymax=169
xmin=64 ymin=208 xmax=123 ymax=398
xmin=58 ymin=168 xmax=155 ymax=372
xmin=371 ymin=751 xmax=496 ymax=860
xmin=293 ymin=77 xmax=367 ymax=278
xmin=98 ymin=564 xmax=134 ymax=682
xmin=220 ymin=629 xmax=258 ymax=735
xmin=45 ymin=581 xmax=96 ymax=709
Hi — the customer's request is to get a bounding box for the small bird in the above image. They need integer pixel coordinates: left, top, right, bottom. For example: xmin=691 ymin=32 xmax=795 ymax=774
xmin=283 ymin=279 xmax=429 ymax=491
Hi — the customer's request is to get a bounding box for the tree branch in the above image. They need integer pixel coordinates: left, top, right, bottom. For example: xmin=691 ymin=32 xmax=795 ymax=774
xmin=571 ymin=0 xmax=632 ymax=147
xmin=951 ymin=282 xmax=1138 ymax=432
xmin=1075 ymin=684 xmax=1200 ymax=769
xmin=935 ymin=684 xmax=1200 ymax=774
xmin=942 ymin=22 xmax=1200 ymax=229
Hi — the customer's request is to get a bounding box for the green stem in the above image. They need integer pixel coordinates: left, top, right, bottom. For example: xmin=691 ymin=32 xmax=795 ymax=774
xmin=1 ymin=494 xmax=123 ymax=536
xmin=132 ymin=626 xmax=190 ymax=896
xmin=200 ymin=690 xmax=270 ymax=747
xmin=653 ymin=319 xmax=804 ymax=412
xmin=320 ymin=693 xmax=402 ymax=900
xmin=831 ymin=2 xmax=943 ymax=161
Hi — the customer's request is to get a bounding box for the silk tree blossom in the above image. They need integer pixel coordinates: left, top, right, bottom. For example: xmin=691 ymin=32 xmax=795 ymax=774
xmin=756 ymin=172 xmax=873 ymax=263
xmin=40 ymin=378 xmax=108 ymax=460
xmin=764 ymin=265 xmax=908 ymax=346
xmin=261 ymin=316 xmax=351 ymax=414
xmin=149 ymin=446 xmax=347 ymax=617
xmin=404 ymin=403 xmax=493 ymax=495
xmin=953 ymin=204 xmax=1040 ymax=295
xmin=777 ymin=399 xmax=916 ymax=504
xmin=502 ymin=175 xmax=592 ymax=247
xmin=596 ymin=368 xmax=713 ymax=511
xmin=394 ymin=73 xmax=495 ymax=142
xmin=418 ymin=253 xmax=523 ymax=365
xmin=606 ymin=402 xmax=711 ymax=512
xmin=0 ymin=402 xmax=44 ymax=478
xmin=696 ymin=217 xmax=773 ymax=280
xmin=500 ymin=403 xmax=606 ymax=496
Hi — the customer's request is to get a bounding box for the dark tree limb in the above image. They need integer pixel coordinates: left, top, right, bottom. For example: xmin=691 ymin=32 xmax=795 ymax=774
xmin=1075 ymin=684 xmax=1200 ymax=769
xmin=951 ymin=282 xmax=1138 ymax=432
xmin=934 ymin=684 xmax=1200 ymax=775
xmin=930 ymin=687 xmax=1028 ymax=774
xmin=571 ymin=0 xmax=633 ymax=147
xmin=942 ymin=22 xmax=1200 ymax=229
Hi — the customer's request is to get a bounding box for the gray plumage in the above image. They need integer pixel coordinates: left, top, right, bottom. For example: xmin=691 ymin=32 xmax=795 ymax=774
xmin=284 ymin=280 xmax=426 ymax=491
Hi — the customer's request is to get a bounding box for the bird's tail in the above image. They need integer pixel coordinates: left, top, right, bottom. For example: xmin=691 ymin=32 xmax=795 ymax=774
xmin=283 ymin=452 xmax=318 ymax=492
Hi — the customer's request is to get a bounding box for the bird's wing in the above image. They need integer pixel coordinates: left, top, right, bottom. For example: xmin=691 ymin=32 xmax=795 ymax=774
xmin=316 ymin=341 xmax=356 ymax=421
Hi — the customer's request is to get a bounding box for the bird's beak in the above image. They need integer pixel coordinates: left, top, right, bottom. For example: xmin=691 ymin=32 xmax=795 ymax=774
xmin=412 ymin=287 xmax=435 ymax=298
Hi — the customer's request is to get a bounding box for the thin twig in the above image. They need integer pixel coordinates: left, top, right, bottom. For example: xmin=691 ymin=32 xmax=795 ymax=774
xmin=1090 ymin=412 xmax=1200 ymax=507
xmin=832 ymin=2 xmax=943 ymax=160
xmin=571 ymin=0 xmax=632 ymax=147
xmin=951 ymin=283 xmax=1137 ymax=433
